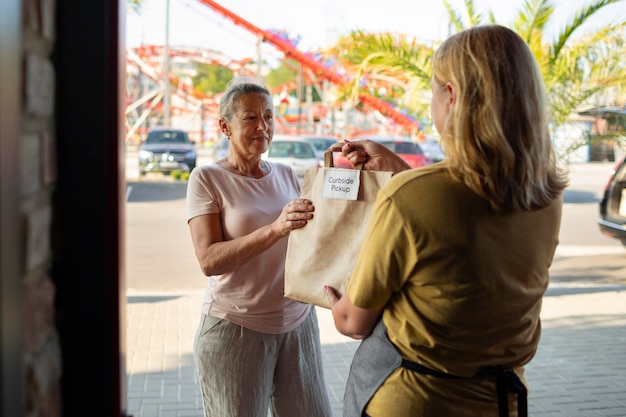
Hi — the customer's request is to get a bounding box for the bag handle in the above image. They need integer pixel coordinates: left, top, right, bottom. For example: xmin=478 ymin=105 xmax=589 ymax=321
xmin=324 ymin=141 xmax=364 ymax=170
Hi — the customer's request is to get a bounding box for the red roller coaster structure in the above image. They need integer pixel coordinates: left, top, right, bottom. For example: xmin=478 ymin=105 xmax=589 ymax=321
xmin=126 ymin=45 xmax=254 ymax=142
xmin=125 ymin=0 xmax=421 ymax=143
xmin=197 ymin=0 xmax=420 ymax=133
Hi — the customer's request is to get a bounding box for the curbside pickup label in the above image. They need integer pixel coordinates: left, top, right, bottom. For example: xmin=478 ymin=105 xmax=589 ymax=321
xmin=321 ymin=169 xmax=361 ymax=200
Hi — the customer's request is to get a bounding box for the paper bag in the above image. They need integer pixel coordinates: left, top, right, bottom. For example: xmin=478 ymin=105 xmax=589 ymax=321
xmin=284 ymin=146 xmax=393 ymax=308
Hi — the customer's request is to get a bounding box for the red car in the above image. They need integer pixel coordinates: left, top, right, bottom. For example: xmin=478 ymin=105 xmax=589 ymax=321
xmin=333 ymin=136 xmax=432 ymax=169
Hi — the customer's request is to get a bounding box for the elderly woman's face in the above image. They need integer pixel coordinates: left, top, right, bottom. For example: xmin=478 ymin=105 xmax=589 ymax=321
xmin=224 ymin=92 xmax=274 ymax=158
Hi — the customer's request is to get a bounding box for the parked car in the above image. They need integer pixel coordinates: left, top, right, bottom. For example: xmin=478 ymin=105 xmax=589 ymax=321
xmin=598 ymin=156 xmax=626 ymax=247
xmin=334 ymin=135 xmax=432 ymax=169
xmin=263 ymin=135 xmax=322 ymax=177
xmin=214 ymin=134 xmax=229 ymax=161
xmin=300 ymin=134 xmax=347 ymax=166
xmin=421 ymin=136 xmax=446 ymax=163
xmin=301 ymin=135 xmax=339 ymax=158
xmin=138 ymin=128 xmax=197 ymax=175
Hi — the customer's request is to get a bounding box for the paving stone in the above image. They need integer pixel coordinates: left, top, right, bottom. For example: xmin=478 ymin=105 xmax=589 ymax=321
xmin=126 ymin=285 xmax=626 ymax=417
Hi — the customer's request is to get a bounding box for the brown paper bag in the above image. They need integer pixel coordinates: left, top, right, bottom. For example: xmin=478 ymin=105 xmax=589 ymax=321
xmin=284 ymin=146 xmax=393 ymax=308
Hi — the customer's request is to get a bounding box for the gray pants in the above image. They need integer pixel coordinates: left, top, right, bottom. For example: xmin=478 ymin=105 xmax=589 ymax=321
xmin=194 ymin=308 xmax=333 ymax=417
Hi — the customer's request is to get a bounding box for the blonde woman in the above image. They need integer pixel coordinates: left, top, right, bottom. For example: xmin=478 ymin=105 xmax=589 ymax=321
xmin=324 ymin=25 xmax=568 ymax=417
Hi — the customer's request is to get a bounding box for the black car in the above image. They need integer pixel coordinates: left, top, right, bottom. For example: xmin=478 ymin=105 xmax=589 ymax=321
xmin=598 ymin=156 xmax=626 ymax=247
xmin=138 ymin=128 xmax=197 ymax=175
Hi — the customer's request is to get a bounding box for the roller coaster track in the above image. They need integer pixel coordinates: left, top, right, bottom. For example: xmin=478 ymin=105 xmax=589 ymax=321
xmin=125 ymin=0 xmax=421 ymax=141
xmin=126 ymin=45 xmax=257 ymax=140
xmin=197 ymin=0 xmax=420 ymax=133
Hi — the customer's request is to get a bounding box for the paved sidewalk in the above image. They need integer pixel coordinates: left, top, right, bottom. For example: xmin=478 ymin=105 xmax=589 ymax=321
xmin=126 ymin=279 xmax=626 ymax=417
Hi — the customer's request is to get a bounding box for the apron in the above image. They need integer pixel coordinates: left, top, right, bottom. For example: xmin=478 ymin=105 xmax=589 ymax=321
xmin=343 ymin=320 xmax=527 ymax=417
xmin=343 ymin=320 xmax=401 ymax=417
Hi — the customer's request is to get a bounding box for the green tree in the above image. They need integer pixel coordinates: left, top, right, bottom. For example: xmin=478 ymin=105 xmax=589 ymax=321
xmin=445 ymin=0 xmax=626 ymax=126
xmin=325 ymin=32 xmax=436 ymax=129
xmin=265 ymin=59 xmax=324 ymax=102
xmin=333 ymin=0 xmax=626 ymax=137
xmin=265 ymin=60 xmax=298 ymax=91
xmin=192 ymin=64 xmax=233 ymax=95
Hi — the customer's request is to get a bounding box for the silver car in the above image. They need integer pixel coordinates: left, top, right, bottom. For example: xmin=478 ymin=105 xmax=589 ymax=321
xmin=264 ymin=135 xmax=322 ymax=177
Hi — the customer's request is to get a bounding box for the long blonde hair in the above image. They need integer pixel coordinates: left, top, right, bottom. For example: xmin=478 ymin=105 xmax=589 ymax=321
xmin=433 ymin=25 xmax=567 ymax=212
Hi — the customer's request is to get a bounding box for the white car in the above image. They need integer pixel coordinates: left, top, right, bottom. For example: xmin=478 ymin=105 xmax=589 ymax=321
xmin=300 ymin=135 xmax=341 ymax=160
xmin=264 ymin=135 xmax=322 ymax=177
xmin=421 ymin=137 xmax=446 ymax=163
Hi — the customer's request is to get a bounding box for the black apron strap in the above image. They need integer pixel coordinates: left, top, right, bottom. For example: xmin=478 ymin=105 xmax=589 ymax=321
xmin=400 ymin=359 xmax=528 ymax=417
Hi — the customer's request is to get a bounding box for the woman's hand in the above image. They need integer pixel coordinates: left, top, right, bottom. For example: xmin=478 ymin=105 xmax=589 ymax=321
xmin=323 ymin=285 xmax=341 ymax=309
xmin=331 ymin=140 xmax=411 ymax=175
xmin=271 ymin=198 xmax=314 ymax=238
xmin=323 ymin=285 xmax=382 ymax=340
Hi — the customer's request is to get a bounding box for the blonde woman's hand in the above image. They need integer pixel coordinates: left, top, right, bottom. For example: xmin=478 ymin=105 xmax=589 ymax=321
xmin=322 ymin=285 xmax=341 ymax=309
xmin=331 ymin=139 xmax=411 ymax=174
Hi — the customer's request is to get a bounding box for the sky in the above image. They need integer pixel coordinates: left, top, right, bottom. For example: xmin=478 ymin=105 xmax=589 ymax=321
xmin=125 ymin=0 xmax=625 ymax=63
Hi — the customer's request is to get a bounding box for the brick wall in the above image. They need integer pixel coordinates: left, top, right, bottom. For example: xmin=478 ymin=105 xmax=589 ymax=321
xmin=21 ymin=0 xmax=63 ymax=415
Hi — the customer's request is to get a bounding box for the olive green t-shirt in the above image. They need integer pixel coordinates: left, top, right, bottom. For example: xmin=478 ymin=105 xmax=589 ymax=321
xmin=347 ymin=162 xmax=562 ymax=415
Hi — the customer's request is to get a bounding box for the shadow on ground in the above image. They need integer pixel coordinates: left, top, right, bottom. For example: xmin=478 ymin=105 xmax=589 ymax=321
xmin=126 ymin=181 xmax=188 ymax=203
xmin=550 ymin=254 xmax=626 ymax=285
xmin=562 ymin=189 xmax=600 ymax=204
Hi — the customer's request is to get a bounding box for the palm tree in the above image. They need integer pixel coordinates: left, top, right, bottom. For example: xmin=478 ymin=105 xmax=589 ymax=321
xmin=324 ymin=32 xmax=436 ymax=128
xmin=330 ymin=0 xmax=625 ymax=140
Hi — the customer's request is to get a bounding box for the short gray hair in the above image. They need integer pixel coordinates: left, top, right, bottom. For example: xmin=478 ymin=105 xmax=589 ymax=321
xmin=219 ymin=77 xmax=271 ymax=122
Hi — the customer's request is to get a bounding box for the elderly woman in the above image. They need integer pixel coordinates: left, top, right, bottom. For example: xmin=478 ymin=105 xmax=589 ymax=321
xmin=324 ymin=25 xmax=568 ymax=417
xmin=186 ymin=77 xmax=332 ymax=417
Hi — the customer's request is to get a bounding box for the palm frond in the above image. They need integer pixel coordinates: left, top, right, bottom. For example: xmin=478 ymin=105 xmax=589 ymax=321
xmin=327 ymin=0 xmax=625 ymax=140
xmin=463 ymin=0 xmax=484 ymax=26
xmin=328 ymin=31 xmax=435 ymax=128
xmin=552 ymin=0 xmax=622 ymax=62
xmin=443 ymin=0 xmax=466 ymax=33
xmin=546 ymin=22 xmax=626 ymax=124
xmin=513 ymin=0 xmax=554 ymax=43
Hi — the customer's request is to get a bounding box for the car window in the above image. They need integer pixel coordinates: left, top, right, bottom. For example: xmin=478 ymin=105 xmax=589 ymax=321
xmin=269 ymin=141 xmax=316 ymax=159
xmin=382 ymin=141 xmax=423 ymax=155
xmin=269 ymin=142 xmax=294 ymax=158
xmin=146 ymin=131 xmax=190 ymax=144
xmin=294 ymin=142 xmax=315 ymax=158
xmin=307 ymin=138 xmax=336 ymax=152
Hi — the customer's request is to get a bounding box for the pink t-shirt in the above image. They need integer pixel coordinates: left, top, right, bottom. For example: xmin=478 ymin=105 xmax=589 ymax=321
xmin=186 ymin=161 xmax=311 ymax=334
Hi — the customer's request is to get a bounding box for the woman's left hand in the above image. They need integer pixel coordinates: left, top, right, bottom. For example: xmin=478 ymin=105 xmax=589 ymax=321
xmin=270 ymin=198 xmax=315 ymax=238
